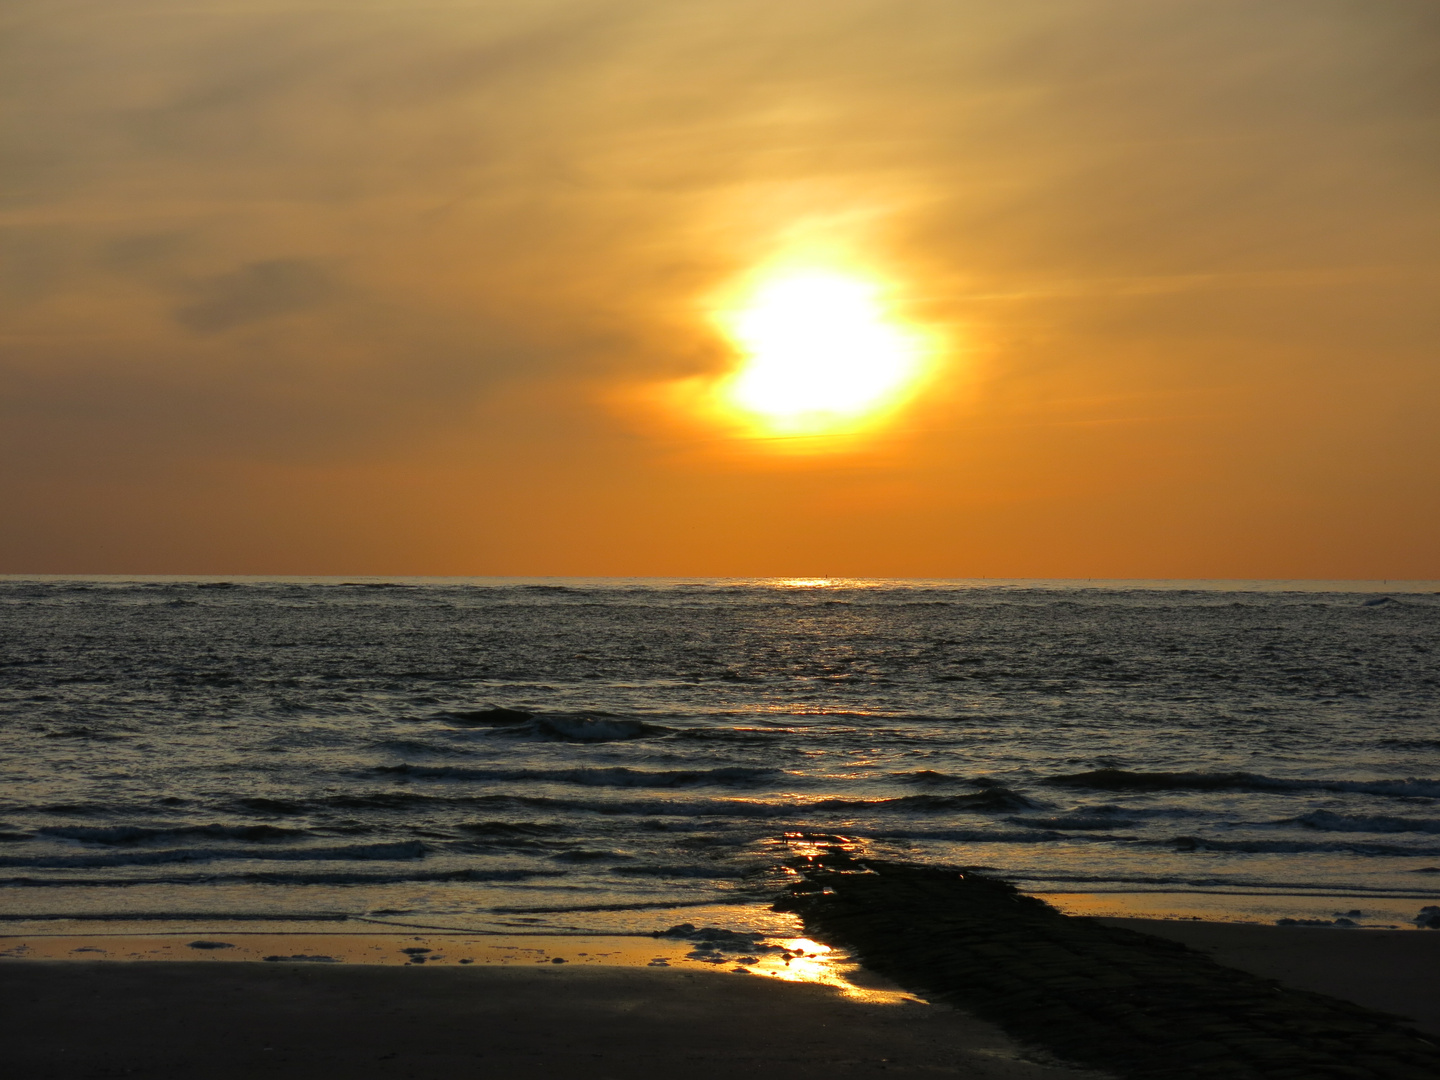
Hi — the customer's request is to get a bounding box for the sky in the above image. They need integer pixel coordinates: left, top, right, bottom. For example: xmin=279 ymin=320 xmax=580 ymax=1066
xmin=3 ymin=0 xmax=1437 ymax=578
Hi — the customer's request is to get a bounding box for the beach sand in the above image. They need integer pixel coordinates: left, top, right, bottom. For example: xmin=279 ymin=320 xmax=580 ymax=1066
xmin=3 ymin=919 xmax=1437 ymax=1077
xmin=0 ymin=953 xmax=1096 ymax=1079
xmin=1102 ymin=918 xmax=1440 ymax=1036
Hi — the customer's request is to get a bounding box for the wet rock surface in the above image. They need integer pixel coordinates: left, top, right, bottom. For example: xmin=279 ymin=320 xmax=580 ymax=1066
xmin=775 ymin=856 xmax=1440 ymax=1079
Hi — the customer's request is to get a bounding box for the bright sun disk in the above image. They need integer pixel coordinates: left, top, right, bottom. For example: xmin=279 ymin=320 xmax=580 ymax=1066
xmin=714 ymin=269 xmax=929 ymax=438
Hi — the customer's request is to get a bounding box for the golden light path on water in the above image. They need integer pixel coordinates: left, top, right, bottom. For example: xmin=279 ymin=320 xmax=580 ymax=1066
xmin=710 ymin=265 xmax=934 ymax=441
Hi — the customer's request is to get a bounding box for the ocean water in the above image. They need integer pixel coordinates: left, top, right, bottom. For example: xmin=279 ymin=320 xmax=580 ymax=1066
xmin=2 ymin=577 xmax=1438 ymax=938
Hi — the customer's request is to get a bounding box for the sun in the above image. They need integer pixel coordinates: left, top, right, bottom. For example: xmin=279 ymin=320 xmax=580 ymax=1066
xmin=711 ymin=267 xmax=932 ymax=439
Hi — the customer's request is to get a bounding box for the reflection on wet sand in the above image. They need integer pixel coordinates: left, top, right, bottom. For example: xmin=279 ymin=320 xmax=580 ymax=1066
xmin=0 ymin=930 xmax=919 ymax=1004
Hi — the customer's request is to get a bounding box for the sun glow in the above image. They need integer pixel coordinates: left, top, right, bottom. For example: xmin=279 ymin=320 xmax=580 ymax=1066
xmin=712 ymin=267 xmax=932 ymax=439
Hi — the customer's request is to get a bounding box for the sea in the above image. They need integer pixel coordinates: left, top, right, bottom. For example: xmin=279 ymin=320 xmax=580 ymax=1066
xmin=2 ymin=577 xmax=1438 ymax=942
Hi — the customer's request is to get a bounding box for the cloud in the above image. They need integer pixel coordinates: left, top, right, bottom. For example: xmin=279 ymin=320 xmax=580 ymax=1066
xmin=173 ymin=258 xmax=340 ymax=333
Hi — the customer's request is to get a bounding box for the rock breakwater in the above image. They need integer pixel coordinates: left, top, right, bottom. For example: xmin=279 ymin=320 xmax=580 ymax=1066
xmin=775 ymin=856 xmax=1439 ymax=1079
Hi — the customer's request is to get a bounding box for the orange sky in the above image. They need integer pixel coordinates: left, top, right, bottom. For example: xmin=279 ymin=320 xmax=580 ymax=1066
xmin=3 ymin=0 xmax=1437 ymax=577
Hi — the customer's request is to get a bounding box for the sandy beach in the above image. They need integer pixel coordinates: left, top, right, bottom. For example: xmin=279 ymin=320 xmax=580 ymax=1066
xmin=4 ymin=917 xmax=1439 ymax=1078
xmin=1101 ymin=918 xmax=1440 ymax=1037
xmin=0 ymin=953 xmax=1095 ymax=1080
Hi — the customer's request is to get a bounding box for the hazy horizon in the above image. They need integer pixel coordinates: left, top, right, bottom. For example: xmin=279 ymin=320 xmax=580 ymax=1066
xmin=4 ymin=574 xmax=1437 ymax=592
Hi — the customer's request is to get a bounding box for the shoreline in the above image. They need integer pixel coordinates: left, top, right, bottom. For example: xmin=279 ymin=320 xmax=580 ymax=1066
xmin=1033 ymin=888 xmax=1439 ymax=929
xmin=5 ymin=882 xmax=1434 ymax=937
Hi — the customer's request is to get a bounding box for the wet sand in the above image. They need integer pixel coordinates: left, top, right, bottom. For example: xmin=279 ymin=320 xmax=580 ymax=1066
xmin=4 ymin=919 xmax=1438 ymax=1078
xmin=0 ymin=958 xmax=1096 ymax=1080
xmin=1103 ymin=918 xmax=1440 ymax=1036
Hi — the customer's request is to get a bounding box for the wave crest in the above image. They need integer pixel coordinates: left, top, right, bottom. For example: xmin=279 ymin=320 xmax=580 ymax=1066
xmin=1047 ymin=769 xmax=1440 ymax=799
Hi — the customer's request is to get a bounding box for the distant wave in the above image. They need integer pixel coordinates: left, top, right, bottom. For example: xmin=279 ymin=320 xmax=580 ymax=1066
xmin=370 ymin=738 xmax=474 ymax=757
xmin=891 ymin=770 xmax=968 ymax=786
xmin=809 ymin=789 xmax=1033 ymax=813
xmin=283 ymin=791 xmax=769 ymax=817
xmin=1046 ymin=769 xmax=1440 ymax=799
xmin=1165 ymin=835 xmax=1440 ymax=856
xmin=1288 ymin=810 xmax=1440 ymax=835
xmin=1380 ymin=738 xmax=1440 ymax=752
xmin=437 ymin=706 xmax=536 ymax=726
xmin=39 ymin=726 xmax=128 ymax=741
xmin=0 ymin=841 xmax=426 ymax=869
xmin=529 ymin=716 xmax=676 ymax=742
xmin=867 ymin=827 xmax=1069 ymax=844
xmin=315 ymin=792 xmax=464 ymax=811
xmin=0 ymin=867 xmax=566 ymax=888
xmin=455 ymin=820 xmax=566 ymax=838
xmin=233 ymin=798 xmax=308 ymax=815
xmin=436 ymin=708 xmax=674 ymax=743
xmin=1008 ymin=814 xmax=1140 ymax=831
xmin=217 ymin=788 xmax=1037 ymax=820
xmin=609 ymin=863 xmax=757 ymax=879
xmin=371 ymin=764 xmax=778 ymax=789
xmin=40 ymin=824 xmax=304 ymax=845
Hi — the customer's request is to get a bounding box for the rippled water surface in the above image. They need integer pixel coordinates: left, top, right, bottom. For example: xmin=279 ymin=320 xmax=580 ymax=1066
xmin=2 ymin=577 xmax=1437 ymax=933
